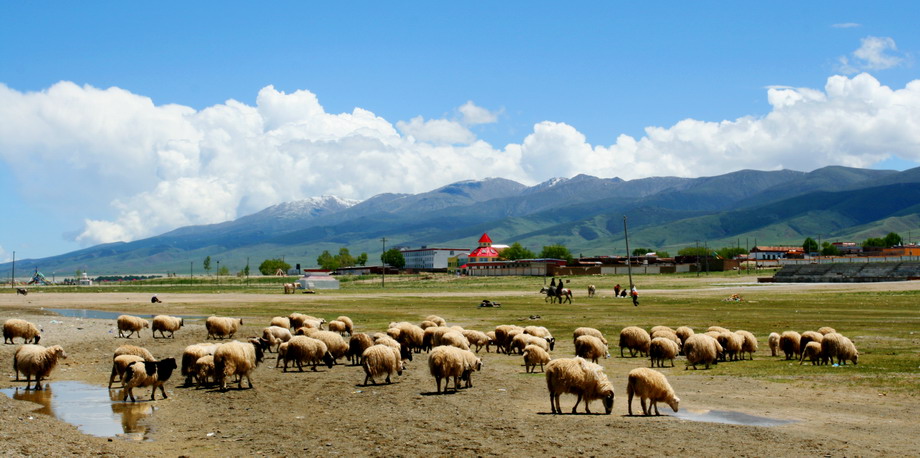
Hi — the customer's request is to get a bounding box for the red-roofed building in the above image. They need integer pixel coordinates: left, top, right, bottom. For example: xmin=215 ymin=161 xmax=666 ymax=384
xmin=468 ymin=233 xmax=500 ymax=262
xmin=750 ymin=246 xmax=804 ymax=260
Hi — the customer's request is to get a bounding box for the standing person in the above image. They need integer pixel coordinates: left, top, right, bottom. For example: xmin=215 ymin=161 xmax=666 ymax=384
xmin=549 ymin=277 xmax=556 ymax=288
xmin=556 ymin=279 xmax=565 ymax=301
xmin=630 ymin=285 xmax=639 ymax=306
xmin=614 ymin=284 xmax=621 ymax=297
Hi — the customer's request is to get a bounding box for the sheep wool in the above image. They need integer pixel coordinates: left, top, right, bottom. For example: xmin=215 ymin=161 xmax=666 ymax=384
xmin=262 ymin=326 xmax=293 ymax=353
xmin=799 ymin=341 xmax=823 ymax=365
xmin=817 ymin=326 xmax=837 ymax=335
xmin=335 ymin=316 xmax=354 ymax=335
xmin=494 ymin=325 xmax=524 ymax=354
xmin=734 ymin=330 xmax=758 ymax=360
xmin=3 ymin=319 xmax=41 ymax=344
xmin=205 ymin=316 xmax=243 ymax=340
xmin=574 ymin=335 xmax=608 ymax=363
xmin=683 ymin=334 xmax=719 ymax=370
xmin=108 ymin=354 xmax=145 ymax=389
xmin=327 ymin=320 xmax=348 ymax=336
xmin=306 ymin=330 xmax=349 ymax=363
xmin=122 ymin=358 xmax=178 ymax=402
xmin=836 ymin=334 xmax=859 ymax=365
xmin=716 ymin=332 xmax=743 ymax=362
xmin=181 ymin=343 xmax=220 ymax=386
xmin=347 ymin=333 xmax=374 ymax=365
xmin=114 ymin=344 xmax=156 ymax=362
xmin=117 ymin=315 xmax=150 ymax=339
xmin=523 ymin=344 xmax=551 ymax=373
xmin=419 ymin=320 xmax=438 ymax=330
xmin=545 ymin=357 xmax=615 ymax=415
xmin=392 ymin=322 xmax=425 ymax=353
xmin=362 ymin=344 xmax=404 ymax=385
xmin=440 ymin=330 xmax=471 ymax=351
xmin=511 ymin=333 xmax=549 ymax=355
xmin=485 ymin=331 xmax=497 ymax=353
xmin=269 ymin=316 xmax=291 ymax=329
xmin=152 ymin=315 xmax=184 ymax=339
xmin=626 ymin=367 xmax=680 ymax=416
xmin=768 ymin=332 xmax=781 ymax=357
xmin=524 ymin=326 xmax=555 ymax=350
xmin=428 ymin=345 xmax=482 ymax=394
xmin=779 ymin=331 xmax=802 ymax=360
xmin=649 ymin=337 xmax=680 ymax=368
xmin=619 ymin=326 xmax=651 ymax=358
xmin=213 ymin=340 xmax=264 ymax=391
xmin=799 ymin=331 xmax=824 ymax=356
xmin=573 ymin=327 xmax=607 ymax=346
xmin=650 ymin=325 xmax=675 ymax=335
xmin=193 ymin=355 xmax=216 ymax=388
xmin=425 ymin=315 xmax=447 ymax=327
xmin=13 ymin=344 xmax=67 ymax=390
xmin=288 ymin=313 xmax=324 ymax=329
xmin=675 ymin=327 xmax=694 ymax=347
xmin=462 ymin=330 xmax=491 ymax=353
xmin=281 ymin=335 xmax=334 ymax=372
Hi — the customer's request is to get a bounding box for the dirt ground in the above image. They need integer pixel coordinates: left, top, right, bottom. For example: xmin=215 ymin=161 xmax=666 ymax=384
xmin=1 ymin=286 xmax=919 ymax=457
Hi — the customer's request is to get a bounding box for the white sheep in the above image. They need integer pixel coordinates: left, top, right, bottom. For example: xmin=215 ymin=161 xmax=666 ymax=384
xmin=122 ymin=358 xmax=178 ymax=402
xmin=619 ymin=326 xmax=651 ymax=357
xmin=649 ymin=337 xmax=680 ymax=368
xmin=707 ymin=326 xmax=730 ymax=334
xmin=347 ymin=333 xmax=374 ymax=365
xmin=390 ymin=322 xmax=424 ymax=353
xmin=117 ymin=315 xmax=150 ymax=339
xmin=288 ymin=313 xmax=325 ymax=329
xmin=799 ymin=341 xmax=823 ymax=365
xmin=327 ymin=320 xmax=348 ymax=336
xmin=573 ymin=327 xmax=607 ymax=346
xmin=485 ymin=331 xmax=497 ymax=353
xmin=427 ymin=345 xmax=482 ymax=393
xmin=108 ymin=354 xmax=145 ymax=389
xmin=269 ymin=316 xmax=292 ymax=329
xmin=280 ymin=335 xmax=335 ymax=372
xmin=817 ymin=326 xmax=837 ymax=335
xmin=716 ymin=331 xmax=743 ymax=362
xmin=152 ymin=315 xmax=184 ymax=339
xmin=493 ymin=325 xmax=524 ymax=354
xmin=193 ymin=355 xmax=216 ymax=388
xmin=213 ymin=340 xmax=264 ymax=390
xmin=3 ymin=318 xmax=41 ymax=344
xmin=799 ymin=330 xmax=824 ymax=357
xmin=13 ymin=344 xmax=67 ymax=390
xmin=574 ymin=335 xmax=609 ymax=363
xmin=335 ymin=316 xmax=354 ymax=335
xmin=523 ymin=344 xmax=551 ymax=373
xmin=545 ymin=357 xmax=615 ymax=415
xmin=837 ymin=335 xmax=859 ymax=365
xmin=205 ymin=316 xmax=243 ymax=340
xmin=462 ymin=330 xmax=491 ymax=353
xmin=440 ymin=330 xmax=471 ymax=351
xmin=650 ymin=329 xmax=681 ymax=348
xmin=181 ymin=343 xmax=220 ymax=386
xmin=650 ymin=325 xmax=675 ymax=335
xmin=779 ymin=331 xmax=801 ymax=360
xmin=423 ymin=326 xmax=451 ymax=351
xmin=262 ymin=326 xmax=293 ymax=352
xmin=425 ymin=315 xmax=447 ymax=327
xmin=300 ymin=330 xmax=349 ymax=363
xmin=675 ymin=326 xmax=694 ymax=348
xmin=511 ymin=333 xmax=549 ymax=355
xmin=735 ymin=330 xmax=758 ymax=360
xmin=524 ymin=326 xmax=555 ymax=351
xmin=626 ymin=367 xmax=680 ymax=416
xmin=362 ymin=344 xmax=404 ymax=385
xmin=419 ymin=320 xmax=438 ymax=330
xmin=683 ymin=334 xmax=720 ymax=370
xmin=768 ymin=332 xmax=781 ymax=357
xmin=822 ymin=333 xmax=858 ymax=365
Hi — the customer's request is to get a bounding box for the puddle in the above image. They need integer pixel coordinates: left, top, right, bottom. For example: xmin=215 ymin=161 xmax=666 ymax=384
xmin=672 ymin=408 xmax=796 ymax=427
xmin=47 ymin=308 xmax=205 ymax=321
xmin=1 ymin=381 xmax=155 ymax=441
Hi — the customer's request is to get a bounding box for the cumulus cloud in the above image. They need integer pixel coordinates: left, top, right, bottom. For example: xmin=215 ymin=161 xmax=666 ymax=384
xmin=838 ymin=36 xmax=906 ymax=73
xmin=1 ymin=74 xmax=919 ymax=246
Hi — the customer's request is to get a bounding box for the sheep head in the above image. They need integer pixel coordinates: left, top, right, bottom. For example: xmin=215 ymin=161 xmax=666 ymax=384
xmin=322 ymin=351 xmax=335 ymax=368
xmin=668 ymin=396 xmax=680 ymax=413
xmin=602 ymin=390 xmax=615 ymax=415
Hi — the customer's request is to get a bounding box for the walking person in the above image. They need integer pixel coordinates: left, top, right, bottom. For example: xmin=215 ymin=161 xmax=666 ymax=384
xmin=630 ymin=285 xmax=639 ymax=306
xmin=614 ymin=284 xmax=621 ymax=297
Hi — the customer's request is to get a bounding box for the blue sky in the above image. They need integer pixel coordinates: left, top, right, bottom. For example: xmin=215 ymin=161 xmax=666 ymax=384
xmin=1 ymin=2 xmax=919 ymax=260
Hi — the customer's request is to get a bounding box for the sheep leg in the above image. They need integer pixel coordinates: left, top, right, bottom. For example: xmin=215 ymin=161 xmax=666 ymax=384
xmin=641 ymin=398 xmax=648 ymax=415
xmin=364 ymin=373 xmax=375 ymax=386
xmin=572 ymin=394 xmax=582 ymax=414
xmin=435 ymin=377 xmax=442 ymax=394
xmin=158 ymin=384 xmax=168 ymax=399
xmin=627 ymin=390 xmax=634 ymax=415
xmin=384 ymin=374 xmax=391 ymax=384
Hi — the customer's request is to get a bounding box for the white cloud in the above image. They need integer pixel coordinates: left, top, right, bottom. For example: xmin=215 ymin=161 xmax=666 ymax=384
xmin=832 ymin=23 xmax=861 ymax=28
xmin=458 ymin=101 xmax=499 ymax=125
xmin=838 ymin=36 xmax=906 ymax=73
xmin=0 ymin=246 xmax=8 ymax=263
xmin=1 ymin=74 xmax=919 ymax=246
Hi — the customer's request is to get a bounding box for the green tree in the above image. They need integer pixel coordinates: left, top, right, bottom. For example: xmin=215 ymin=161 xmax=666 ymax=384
xmin=316 ymin=250 xmax=340 ymax=270
xmin=802 ymin=237 xmax=819 ymax=253
xmin=336 ymin=247 xmax=356 ymax=268
xmin=356 ymin=252 xmax=368 ymax=266
xmin=677 ymin=246 xmax=710 ymax=257
xmin=243 ymin=263 xmax=250 ymax=276
xmin=501 ymin=242 xmax=536 ymax=260
xmin=716 ymin=247 xmax=749 ymax=259
xmin=381 ymin=248 xmax=406 ymax=269
xmin=862 ymin=237 xmax=886 ymax=249
xmin=218 ymin=265 xmax=230 ymax=276
xmin=656 ymin=250 xmax=670 ymax=258
xmin=821 ymin=242 xmax=841 ymax=256
xmin=883 ymin=232 xmax=903 ymax=247
xmin=203 ymin=256 xmax=212 ymax=275
xmin=259 ymin=258 xmax=291 ymax=275
xmin=632 ymin=248 xmax=652 ymax=256
xmin=540 ymin=244 xmax=573 ymax=263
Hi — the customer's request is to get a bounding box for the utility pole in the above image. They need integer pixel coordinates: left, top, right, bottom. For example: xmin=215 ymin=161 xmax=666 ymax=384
xmin=216 ymin=260 xmax=220 ymax=287
xmin=623 ymin=216 xmax=633 ymax=292
xmin=10 ymin=251 xmax=14 ymax=288
xmin=381 ymin=237 xmax=387 ymax=288
xmin=190 ymin=261 xmax=193 ymax=283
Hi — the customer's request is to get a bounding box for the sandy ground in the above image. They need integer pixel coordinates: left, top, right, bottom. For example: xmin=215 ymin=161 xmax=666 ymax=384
xmin=1 ymin=286 xmax=919 ymax=457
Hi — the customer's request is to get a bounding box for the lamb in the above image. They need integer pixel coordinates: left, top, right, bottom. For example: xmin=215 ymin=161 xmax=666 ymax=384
xmin=3 ymin=318 xmax=41 ymax=344
xmin=425 ymin=315 xmax=447 ymax=327
xmin=327 ymin=320 xmax=348 ymax=336
xmin=300 ymin=330 xmax=349 ymax=363
xmin=269 ymin=316 xmax=291 ymax=329
xmin=440 ymin=330 xmax=471 ymax=351
xmin=511 ymin=333 xmax=550 ymax=355
xmin=180 ymin=343 xmax=220 ymax=386
xmin=545 ymin=357 xmax=615 ymax=415
xmin=122 ymin=358 xmax=178 ymax=402
xmin=619 ymin=326 xmax=651 ymax=358
xmin=574 ymin=335 xmax=609 ymax=363
xmin=262 ymin=326 xmax=293 ymax=352
xmin=427 ymin=345 xmax=482 ymax=394
xmin=524 ymin=326 xmax=555 ymax=350
xmin=573 ymin=327 xmax=607 ymax=346
xmin=648 ymin=337 xmax=680 ymax=368
xmin=193 ymin=355 xmax=216 ymax=387
xmin=205 ymin=316 xmax=243 ymax=340
xmin=675 ymin=326 xmax=694 ymax=347
xmin=152 ymin=315 xmax=184 ymax=339
xmin=362 ymin=344 xmax=405 ymax=385
xmin=335 ymin=316 xmax=354 ymax=335
xmin=108 ymin=354 xmax=145 ymax=389
xmin=462 ymin=330 xmax=491 ymax=353
xmin=626 ymin=367 xmax=680 ymax=416
xmin=523 ymin=344 xmax=551 ymax=373
xmin=683 ymin=334 xmax=720 ymax=370
xmin=799 ymin=331 xmax=824 ymax=356
xmin=799 ymin=341 xmax=823 ymax=365
xmin=347 ymin=333 xmax=374 ymax=365
xmin=13 ymin=344 xmax=67 ymax=390
xmin=779 ymin=331 xmax=801 ymax=360
xmin=213 ymin=340 xmax=265 ymax=390
xmin=768 ymin=332 xmax=781 ymax=357
xmin=817 ymin=326 xmax=837 ymax=335
xmin=280 ymin=335 xmax=335 ymax=372
xmin=735 ymin=330 xmax=759 ymax=360
xmin=116 ymin=315 xmax=150 ymax=339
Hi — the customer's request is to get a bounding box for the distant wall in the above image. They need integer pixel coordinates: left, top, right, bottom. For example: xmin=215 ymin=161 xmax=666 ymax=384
xmin=773 ymin=262 xmax=920 ymax=282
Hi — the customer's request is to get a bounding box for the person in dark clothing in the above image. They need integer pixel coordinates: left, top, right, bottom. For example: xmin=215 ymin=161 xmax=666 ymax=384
xmin=550 ymin=278 xmax=556 ymax=288
xmin=614 ymin=284 xmax=621 ymax=297
xmin=151 ymin=295 xmax=162 ymax=304
xmin=631 ymin=286 xmax=639 ymax=306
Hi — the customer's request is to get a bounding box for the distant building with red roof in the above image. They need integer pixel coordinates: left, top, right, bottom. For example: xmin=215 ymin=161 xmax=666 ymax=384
xmin=468 ymin=233 xmax=500 ymax=263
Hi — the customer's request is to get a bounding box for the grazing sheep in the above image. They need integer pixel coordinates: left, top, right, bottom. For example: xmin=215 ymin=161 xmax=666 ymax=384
xmin=425 ymin=315 xmax=447 ymax=327
xmin=13 ymin=344 xmax=67 ymax=390
xmin=735 ymin=330 xmax=759 ymax=360
xmin=427 ymin=345 xmax=482 ymax=394
xmin=707 ymin=326 xmax=730 ymax=334
xmin=823 ymin=333 xmax=858 ymax=365
xmin=362 ymin=344 xmax=404 ymax=385
xmin=649 ymin=337 xmax=680 ymax=368
xmin=327 ymin=320 xmax=348 ymax=336
xmin=768 ymin=332 xmax=781 ymax=357
xmin=288 ymin=313 xmax=324 ymax=329
xmin=619 ymin=326 xmax=651 ymax=358
xmin=817 ymin=326 xmax=837 ymax=335
xmin=523 ymin=344 xmax=551 ymax=373
xmin=440 ymin=330 xmax=471 ymax=351
xmin=3 ymin=319 xmax=42 ymax=344
xmin=485 ymin=331 xmax=497 ymax=353
xmin=626 ymin=367 xmax=679 ymax=416
xmin=420 ymin=320 xmax=438 ymax=330
xmin=650 ymin=329 xmax=681 ymax=348
xmin=573 ymin=327 xmax=607 ymax=346
xmin=836 ymin=335 xmax=859 ymax=365
xmin=462 ymin=330 xmax=491 ymax=353
xmin=524 ymin=326 xmax=556 ymax=351
xmin=799 ymin=341 xmax=823 ymax=365
xmin=205 ymin=316 xmax=243 ymax=340
xmin=152 ymin=315 xmax=184 ymax=339
xmin=574 ymin=335 xmax=609 ymax=363
xmin=799 ymin=331 xmax=824 ymax=356
xmin=193 ymin=355 xmax=216 ymax=388
xmin=779 ymin=331 xmax=801 ymax=360
xmin=347 ymin=333 xmax=374 ymax=365
xmin=180 ymin=343 xmax=220 ymax=386
xmin=302 ymin=330 xmax=349 ymax=363
xmin=675 ymin=326 xmax=694 ymax=348
xmin=493 ymin=325 xmax=524 ymax=354
xmin=716 ymin=331 xmax=743 ymax=362
xmin=423 ymin=326 xmax=450 ymax=351
xmin=335 ymin=316 xmax=354 ymax=335
xmin=390 ymin=322 xmax=424 ymax=353
xmin=213 ymin=340 xmax=264 ymax=390
xmin=545 ymin=357 xmax=615 ymax=415
xmin=511 ymin=333 xmax=550 ymax=355
xmin=280 ymin=336 xmax=335 ymax=372
xmin=262 ymin=326 xmax=293 ymax=352
xmin=116 ymin=315 xmax=150 ymax=339
xmin=650 ymin=325 xmax=675 ymax=335
xmin=683 ymin=334 xmax=720 ymax=370
xmin=122 ymin=358 xmax=178 ymax=402
xmin=108 ymin=355 xmax=145 ymax=389
xmin=269 ymin=316 xmax=291 ymax=329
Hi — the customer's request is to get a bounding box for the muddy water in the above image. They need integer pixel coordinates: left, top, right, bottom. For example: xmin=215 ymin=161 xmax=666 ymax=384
xmin=673 ymin=408 xmax=797 ymax=427
xmin=0 ymin=381 xmax=155 ymax=441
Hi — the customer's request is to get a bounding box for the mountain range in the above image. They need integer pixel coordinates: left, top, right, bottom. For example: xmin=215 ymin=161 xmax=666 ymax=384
xmin=4 ymin=165 xmax=919 ymax=277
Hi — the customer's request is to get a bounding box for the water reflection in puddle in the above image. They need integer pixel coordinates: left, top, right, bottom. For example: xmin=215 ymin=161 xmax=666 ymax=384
xmin=47 ymin=308 xmax=205 ymax=321
xmin=673 ymin=408 xmax=796 ymax=427
xmin=1 ymin=381 xmax=155 ymax=441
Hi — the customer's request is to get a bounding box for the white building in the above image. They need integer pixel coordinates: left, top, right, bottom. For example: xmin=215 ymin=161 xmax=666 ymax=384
xmin=401 ymin=246 xmax=469 ymax=270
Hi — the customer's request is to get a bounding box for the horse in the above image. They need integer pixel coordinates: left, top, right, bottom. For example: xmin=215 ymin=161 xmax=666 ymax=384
xmin=283 ymin=283 xmax=296 ymax=294
xmin=587 ymin=285 xmax=596 ymax=298
xmin=16 ymin=288 xmax=28 ymax=296
xmin=540 ymin=287 xmax=573 ymax=304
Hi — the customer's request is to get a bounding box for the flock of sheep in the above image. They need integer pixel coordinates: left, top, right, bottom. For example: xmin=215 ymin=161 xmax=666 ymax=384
xmin=2 ymin=312 xmax=857 ymax=417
